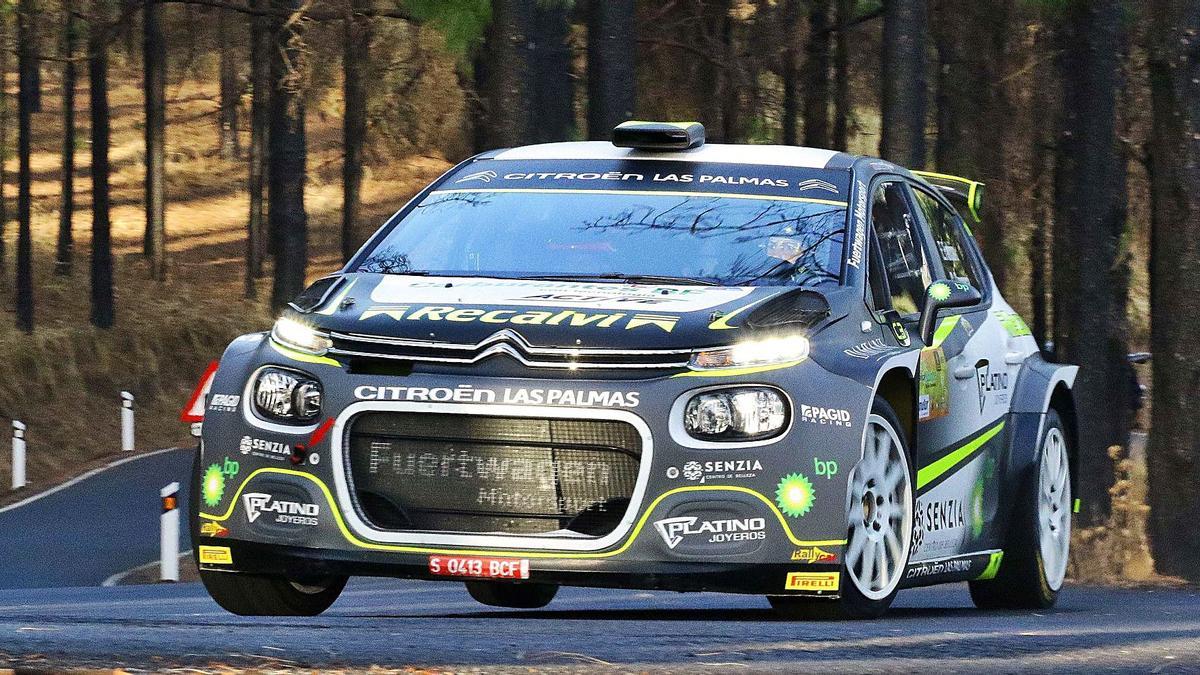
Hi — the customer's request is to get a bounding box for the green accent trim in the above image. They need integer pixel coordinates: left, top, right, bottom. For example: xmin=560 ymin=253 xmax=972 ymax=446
xmin=673 ymin=360 xmax=803 ymax=378
xmin=707 ymin=297 xmax=769 ymax=330
xmin=925 ymin=315 xmax=961 ymax=350
xmin=200 ymin=468 xmax=847 ymax=558
xmin=316 ymin=279 xmax=356 ymax=316
xmin=1073 ymin=498 xmax=1081 ymax=514
xmin=269 ymin=340 xmax=341 ymax=367
xmin=976 ymin=551 xmax=1004 ymax=580
xmin=917 ymin=421 xmax=1005 ymax=490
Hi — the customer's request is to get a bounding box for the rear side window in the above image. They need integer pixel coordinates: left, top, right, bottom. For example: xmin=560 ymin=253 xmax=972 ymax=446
xmin=911 ymin=188 xmax=982 ymax=288
xmin=870 ymin=181 xmax=933 ymax=317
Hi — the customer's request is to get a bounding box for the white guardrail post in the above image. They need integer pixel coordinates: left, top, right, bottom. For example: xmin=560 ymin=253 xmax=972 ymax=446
xmin=11 ymin=421 xmax=25 ymax=490
xmin=121 ymin=391 xmax=135 ymax=452
xmin=160 ymin=481 xmax=180 ymax=582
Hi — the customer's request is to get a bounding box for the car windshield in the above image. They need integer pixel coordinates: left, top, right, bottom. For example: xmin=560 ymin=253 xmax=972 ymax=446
xmin=357 ymin=189 xmax=848 ymax=287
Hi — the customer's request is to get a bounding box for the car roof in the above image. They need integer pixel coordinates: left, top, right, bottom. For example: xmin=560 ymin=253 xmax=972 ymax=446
xmin=482 ymin=141 xmax=859 ymax=171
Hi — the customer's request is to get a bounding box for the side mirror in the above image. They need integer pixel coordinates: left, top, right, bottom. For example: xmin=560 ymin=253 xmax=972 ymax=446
xmin=918 ymin=280 xmax=981 ymax=345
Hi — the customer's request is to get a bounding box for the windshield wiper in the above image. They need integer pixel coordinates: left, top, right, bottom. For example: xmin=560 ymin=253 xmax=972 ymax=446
xmin=520 ymin=273 xmax=720 ymax=286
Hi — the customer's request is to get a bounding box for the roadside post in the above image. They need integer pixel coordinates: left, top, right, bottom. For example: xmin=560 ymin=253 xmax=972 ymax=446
xmin=11 ymin=421 xmax=25 ymax=490
xmin=121 ymin=391 xmax=135 ymax=452
xmin=160 ymin=482 xmax=180 ymax=582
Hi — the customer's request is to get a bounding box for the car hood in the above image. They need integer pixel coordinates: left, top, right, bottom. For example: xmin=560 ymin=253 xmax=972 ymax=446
xmin=292 ymin=273 xmax=835 ymax=351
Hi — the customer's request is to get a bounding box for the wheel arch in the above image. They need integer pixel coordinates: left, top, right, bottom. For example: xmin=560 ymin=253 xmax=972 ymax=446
xmin=1004 ymin=354 xmax=1079 ymax=509
xmin=875 ymin=366 xmax=917 ymax=449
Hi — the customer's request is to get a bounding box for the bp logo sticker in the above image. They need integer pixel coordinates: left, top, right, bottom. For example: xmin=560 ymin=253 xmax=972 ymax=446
xmin=202 ymin=464 xmax=226 ymax=508
xmin=928 ymin=282 xmax=951 ymax=302
xmin=775 ymin=473 xmax=815 ymax=518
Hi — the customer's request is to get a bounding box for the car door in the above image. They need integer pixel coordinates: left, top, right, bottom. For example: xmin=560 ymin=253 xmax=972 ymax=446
xmin=906 ymin=183 xmax=1009 ymax=561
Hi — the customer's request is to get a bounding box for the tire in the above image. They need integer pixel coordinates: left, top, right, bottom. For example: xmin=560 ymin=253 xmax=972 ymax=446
xmin=770 ymin=397 xmax=914 ymax=620
xmin=200 ymin=571 xmax=348 ymax=616
xmin=465 ymin=581 xmax=558 ymax=609
xmin=969 ymin=409 xmax=1071 ymax=610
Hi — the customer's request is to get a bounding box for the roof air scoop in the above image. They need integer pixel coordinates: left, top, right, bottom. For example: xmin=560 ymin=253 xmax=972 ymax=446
xmin=612 ymin=121 xmax=705 ymax=151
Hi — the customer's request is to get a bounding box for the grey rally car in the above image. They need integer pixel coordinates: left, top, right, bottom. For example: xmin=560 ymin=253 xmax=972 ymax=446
xmin=186 ymin=121 xmax=1078 ymax=619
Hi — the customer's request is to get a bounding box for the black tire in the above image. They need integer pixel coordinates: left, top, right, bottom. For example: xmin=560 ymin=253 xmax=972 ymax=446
xmin=200 ymin=571 xmax=348 ymax=616
xmin=770 ymin=397 xmax=914 ymax=620
xmin=969 ymin=409 xmax=1070 ymax=610
xmin=465 ymin=581 xmax=558 ymax=609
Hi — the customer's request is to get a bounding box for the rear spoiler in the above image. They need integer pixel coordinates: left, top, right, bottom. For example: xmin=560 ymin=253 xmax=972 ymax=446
xmin=912 ymin=171 xmax=984 ymax=224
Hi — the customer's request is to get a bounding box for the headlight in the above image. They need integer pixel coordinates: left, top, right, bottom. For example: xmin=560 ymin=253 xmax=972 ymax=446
xmin=271 ymin=316 xmax=333 ymax=355
xmin=253 ymin=368 xmax=322 ymax=423
xmin=683 ymin=387 xmax=788 ymax=441
xmin=689 ymin=335 xmax=809 ymax=370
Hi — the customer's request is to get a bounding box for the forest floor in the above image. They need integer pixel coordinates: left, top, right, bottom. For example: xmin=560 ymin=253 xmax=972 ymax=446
xmin=0 ymin=69 xmax=449 ymax=499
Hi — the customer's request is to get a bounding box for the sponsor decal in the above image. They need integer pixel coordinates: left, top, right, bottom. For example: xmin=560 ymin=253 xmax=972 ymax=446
xmin=784 ymin=571 xmax=839 ymax=592
xmin=843 ymin=338 xmax=895 ymax=360
xmin=905 ymin=557 xmax=975 ymax=580
xmin=796 ymin=178 xmax=839 ymax=194
xmin=664 ymin=458 xmax=763 ymax=483
xmin=199 ymin=521 xmax=230 ymax=538
xmin=928 ymin=282 xmax=952 ymax=302
xmin=200 ymin=458 xmax=239 ymax=508
xmin=775 ymin=473 xmax=816 ymax=518
xmin=791 ymin=546 xmax=836 ymax=563
xmin=994 ymin=309 xmax=1032 ymax=338
xmin=243 ymin=493 xmax=320 ymax=527
xmin=360 ymin=304 xmax=679 ymax=333
xmin=813 ymin=457 xmax=839 ymax=479
xmin=455 ymin=169 xmax=498 ymax=183
xmin=891 ymin=321 xmax=911 ymax=346
xmin=918 ymin=347 xmax=950 ymax=421
xmin=208 ymin=394 xmax=240 ymax=413
xmin=428 ymin=555 xmax=530 ymax=580
xmin=974 ymin=359 xmax=1010 ymax=412
xmin=848 ymin=179 xmax=867 ymax=269
xmin=369 ymin=276 xmax=751 ymax=312
xmin=240 ymin=436 xmax=292 ymax=461
xmin=653 ymin=516 xmax=766 ymax=550
xmin=799 ymin=404 xmax=852 ymax=427
xmin=354 ymin=384 xmax=639 ymax=408
xmin=912 ymin=497 xmax=965 ymax=555
xmin=198 ymin=545 xmax=233 ymax=565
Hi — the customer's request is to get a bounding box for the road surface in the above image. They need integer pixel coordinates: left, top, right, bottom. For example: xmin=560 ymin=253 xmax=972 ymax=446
xmin=0 ymin=579 xmax=1196 ymax=672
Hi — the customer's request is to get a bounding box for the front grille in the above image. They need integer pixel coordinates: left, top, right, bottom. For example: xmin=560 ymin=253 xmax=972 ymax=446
xmin=346 ymin=412 xmax=642 ymax=537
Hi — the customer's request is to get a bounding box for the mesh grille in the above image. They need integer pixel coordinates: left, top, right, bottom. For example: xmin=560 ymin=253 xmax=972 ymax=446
xmin=346 ymin=412 xmax=642 ymax=536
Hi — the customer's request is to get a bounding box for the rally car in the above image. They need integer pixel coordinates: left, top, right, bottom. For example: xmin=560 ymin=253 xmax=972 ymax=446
xmin=185 ymin=121 xmax=1077 ymax=619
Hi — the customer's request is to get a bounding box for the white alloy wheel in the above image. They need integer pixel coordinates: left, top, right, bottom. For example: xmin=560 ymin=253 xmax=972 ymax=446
xmin=1038 ymin=426 xmax=1071 ymax=591
xmin=845 ymin=414 xmax=913 ymax=600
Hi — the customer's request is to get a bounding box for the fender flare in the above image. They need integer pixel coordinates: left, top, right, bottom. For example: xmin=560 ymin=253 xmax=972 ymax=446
xmin=1004 ymin=353 xmax=1079 ymax=501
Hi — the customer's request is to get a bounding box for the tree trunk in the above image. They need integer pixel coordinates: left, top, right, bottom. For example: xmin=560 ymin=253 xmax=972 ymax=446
xmin=15 ymin=0 xmax=34 ymax=333
xmin=803 ymin=0 xmax=831 ymax=148
xmin=0 ymin=12 xmax=12 ymax=275
xmin=529 ymin=0 xmax=573 ymax=144
xmin=478 ymin=0 xmax=533 ymax=148
xmin=931 ymin=0 xmax=1011 ymax=289
xmin=586 ymin=0 xmax=634 ymax=140
xmin=56 ymin=0 xmax=76 ymax=275
xmin=268 ymin=0 xmax=308 ymax=312
xmin=341 ymin=0 xmax=370 ymax=263
xmin=832 ymin=0 xmax=852 ymax=150
xmin=1051 ymin=0 xmax=1131 ymax=526
xmin=879 ymin=0 xmax=928 ymax=167
xmin=219 ymin=8 xmax=240 ymax=159
xmin=781 ymin=0 xmax=801 ymax=145
xmin=89 ymin=0 xmax=115 ymax=328
xmin=246 ymin=0 xmax=269 ymax=295
xmin=1147 ymin=0 xmax=1200 ymax=583
xmin=143 ymin=0 xmax=167 ymax=280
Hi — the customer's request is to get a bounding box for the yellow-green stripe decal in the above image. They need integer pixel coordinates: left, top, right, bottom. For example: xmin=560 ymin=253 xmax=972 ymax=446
xmin=926 ymin=315 xmax=961 ymax=350
xmin=200 ymin=468 xmax=846 ymax=558
xmin=917 ymin=420 xmax=1005 ymax=490
xmin=976 ymin=551 xmax=1004 ymax=580
xmin=269 ymin=340 xmax=341 ymax=367
xmin=672 ymin=361 xmax=804 ymax=378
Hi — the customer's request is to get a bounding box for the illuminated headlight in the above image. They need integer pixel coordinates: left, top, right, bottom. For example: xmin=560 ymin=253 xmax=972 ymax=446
xmin=271 ymin=316 xmax=333 ymax=355
xmin=683 ymin=387 xmax=789 ymax=441
xmin=253 ymin=368 xmax=322 ymax=423
xmin=689 ymin=335 xmax=810 ymax=370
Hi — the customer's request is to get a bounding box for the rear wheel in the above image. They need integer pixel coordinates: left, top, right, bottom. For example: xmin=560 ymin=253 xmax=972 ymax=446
xmin=466 ymin=581 xmax=558 ymax=609
xmin=770 ymin=398 xmax=913 ymax=619
xmin=969 ymin=410 xmax=1071 ymax=610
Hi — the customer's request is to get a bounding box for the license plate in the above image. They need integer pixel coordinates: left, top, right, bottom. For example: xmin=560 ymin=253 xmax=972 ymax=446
xmin=428 ymin=555 xmax=530 ymax=580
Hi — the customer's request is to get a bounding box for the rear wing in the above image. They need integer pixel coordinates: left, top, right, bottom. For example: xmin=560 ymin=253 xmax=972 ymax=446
xmin=912 ymin=171 xmax=984 ymax=224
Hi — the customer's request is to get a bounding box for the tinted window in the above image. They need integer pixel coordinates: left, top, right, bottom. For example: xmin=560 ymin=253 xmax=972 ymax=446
xmin=870 ymin=182 xmax=933 ymax=316
xmin=912 ymin=188 xmax=981 ymax=288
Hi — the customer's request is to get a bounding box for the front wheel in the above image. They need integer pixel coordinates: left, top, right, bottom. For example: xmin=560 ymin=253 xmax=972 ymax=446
xmin=969 ymin=409 xmax=1071 ymax=609
xmin=771 ymin=398 xmax=913 ymax=620
xmin=200 ymin=571 xmax=348 ymax=616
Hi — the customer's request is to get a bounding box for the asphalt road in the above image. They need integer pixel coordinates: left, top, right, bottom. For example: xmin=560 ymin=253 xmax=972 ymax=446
xmin=0 ymin=579 xmax=1196 ymax=672
xmin=0 ymin=447 xmax=194 ymax=589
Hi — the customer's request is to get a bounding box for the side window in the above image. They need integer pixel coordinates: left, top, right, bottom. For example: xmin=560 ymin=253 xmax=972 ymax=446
xmin=912 ymin=188 xmax=982 ymax=288
xmin=870 ymin=182 xmax=933 ymax=317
